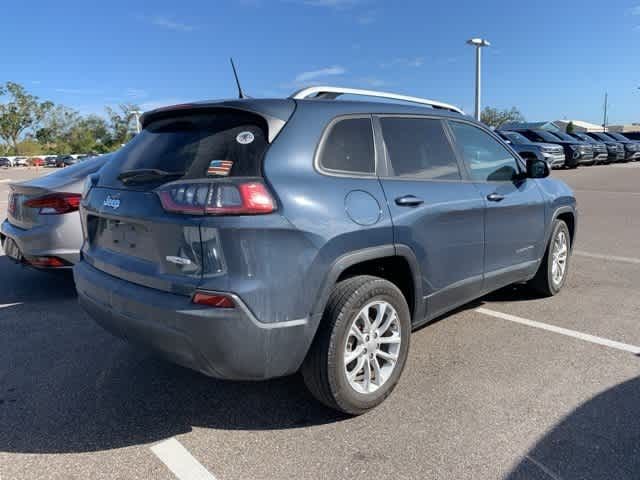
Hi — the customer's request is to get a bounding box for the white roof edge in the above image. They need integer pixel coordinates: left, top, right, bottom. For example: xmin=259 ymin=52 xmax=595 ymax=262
xmin=290 ymin=86 xmax=465 ymax=115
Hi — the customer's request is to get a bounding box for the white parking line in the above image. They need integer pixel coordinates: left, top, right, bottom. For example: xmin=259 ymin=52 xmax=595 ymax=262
xmin=151 ymin=437 xmax=218 ymax=480
xmin=476 ymin=307 xmax=640 ymax=355
xmin=574 ymin=250 xmax=640 ymax=265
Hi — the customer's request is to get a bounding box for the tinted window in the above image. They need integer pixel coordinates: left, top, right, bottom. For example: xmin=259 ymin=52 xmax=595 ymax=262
xmin=502 ymin=131 xmax=530 ymax=144
xmin=380 ymin=118 xmax=461 ymax=180
xmin=533 ymin=130 xmax=563 ymax=142
xmin=607 ymin=132 xmax=630 ymax=142
xmin=319 ymin=118 xmax=375 ymax=174
xmin=100 ymin=111 xmax=269 ymax=187
xmin=554 ymin=131 xmax=578 ymax=142
xmin=450 ymin=122 xmax=520 ymax=182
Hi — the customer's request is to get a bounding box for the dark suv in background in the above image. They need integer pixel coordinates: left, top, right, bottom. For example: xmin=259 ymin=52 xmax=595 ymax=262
xmin=604 ymin=132 xmax=640 ymax=161
xmin=497 ymin=130 xmax=565 ymax=168
xmin=504 ymin=128 xmax=593 ymax=168
xmin=568 ymin=132 xmax=622 ymax=163
xmin=586 ymin=132 xmax=639 ymax=161
xmin=74 ymin=87 xmax=577 ymax=414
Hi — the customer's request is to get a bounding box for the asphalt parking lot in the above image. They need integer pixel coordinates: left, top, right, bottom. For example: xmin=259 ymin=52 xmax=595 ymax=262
xmin=1 ymin=164 xmax=639 ymax=480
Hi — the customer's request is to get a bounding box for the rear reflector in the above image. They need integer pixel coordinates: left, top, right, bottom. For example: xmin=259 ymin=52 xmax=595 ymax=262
xmin=24 ymin=192 xmax=82 ymax=215
xmin=192 ymin=292 xmax=235 ymax=308
xmin=157 ymin=180 xmax=275 ymax=215
xmin=24 ymin=256 xmax=69 ymax=268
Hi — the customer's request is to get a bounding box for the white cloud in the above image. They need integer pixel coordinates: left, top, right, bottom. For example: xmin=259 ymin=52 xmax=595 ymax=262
xmin=380 ymin=57 xmax=425 ymax=68
xmin=55 ymin=88 xmax=103 ymax=95
xmin=295 ymin=65 xmax=346 ymax=83
xmin=31 ymin=80 xmax=41 ymax=85
xmin=126 ymin=88 xmax=148 ymax=99
xmin=631 ymin=5 xmax=640 ymax=15
xmin=359 ymin=77 xmax=387 ymax=88
xmin=150 ymin=16 xmax=194 ymax=32
xmin=301 ymin=0 xmax=359 ymax=7
xmin=139 ymin=98 xmax=190 ymax=111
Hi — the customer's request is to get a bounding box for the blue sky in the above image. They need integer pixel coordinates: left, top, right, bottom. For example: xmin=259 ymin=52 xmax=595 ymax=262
xmin=2 ymin=0 xmax=639 ymax=124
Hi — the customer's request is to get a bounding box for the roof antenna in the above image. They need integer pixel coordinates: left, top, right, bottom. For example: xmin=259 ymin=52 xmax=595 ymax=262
xmin=230 ymin=58 xmax=246 ymax=99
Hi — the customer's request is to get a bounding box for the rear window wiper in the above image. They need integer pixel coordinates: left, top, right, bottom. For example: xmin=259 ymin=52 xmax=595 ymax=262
xmin=117 ymin=169 xmax=185 ymax=184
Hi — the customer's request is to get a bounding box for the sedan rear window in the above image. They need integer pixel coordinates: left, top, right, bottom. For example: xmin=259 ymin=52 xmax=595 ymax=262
xmin=99 ymin=111 xmax=269 ymax=187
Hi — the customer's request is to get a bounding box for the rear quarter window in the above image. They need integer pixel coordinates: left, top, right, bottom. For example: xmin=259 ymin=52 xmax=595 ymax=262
xmin=318 ymin=117 xmax=375 ymax=175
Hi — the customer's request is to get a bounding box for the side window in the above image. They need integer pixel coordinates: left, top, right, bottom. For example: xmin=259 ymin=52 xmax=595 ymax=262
xmin=380 ymin=117 xmax=461 ymax=180
xmin=449 ymin=122 xmax=521 ymax=182
xmin=319 ymin=117 xmax=375 ymax=174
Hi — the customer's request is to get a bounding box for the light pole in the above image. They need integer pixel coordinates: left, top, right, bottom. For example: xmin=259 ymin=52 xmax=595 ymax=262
xmin=466 ymin=38 xmax=490 ymax=121
xmin=131 ymin=110 xmax=142 ymax=134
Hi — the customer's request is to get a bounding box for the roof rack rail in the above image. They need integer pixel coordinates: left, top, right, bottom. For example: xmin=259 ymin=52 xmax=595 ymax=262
xmin=290 ymin=86 xmax=464 ymax=115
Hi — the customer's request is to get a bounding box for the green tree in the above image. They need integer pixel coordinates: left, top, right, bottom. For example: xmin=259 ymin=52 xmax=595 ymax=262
xmin=481 ymin=106 xmax=525 ymax=129
xmin=68 ymin=115 xmax=111 ymax=153
xmin=0 ymin=82 xmax=53 ymax=154
xmin=566 ymin=121 xmax=575 ymax=134
xmin=35 ymin=105 xmax=79 ymax=153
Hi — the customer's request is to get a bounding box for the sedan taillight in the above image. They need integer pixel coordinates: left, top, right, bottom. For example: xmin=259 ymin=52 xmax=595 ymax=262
xmin=24 ymin=193 xmax=82 ymax=214
xmin=157 ymin=180 xmax=276 ymax=215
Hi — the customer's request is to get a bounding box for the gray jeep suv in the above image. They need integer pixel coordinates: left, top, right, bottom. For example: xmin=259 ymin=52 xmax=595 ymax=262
xmin=74 ymin=87 xmax=576 ymax=414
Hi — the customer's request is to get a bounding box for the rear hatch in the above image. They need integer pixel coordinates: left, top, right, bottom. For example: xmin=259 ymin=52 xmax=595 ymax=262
xmin=81 ymin=104 xmax=292 ymax=295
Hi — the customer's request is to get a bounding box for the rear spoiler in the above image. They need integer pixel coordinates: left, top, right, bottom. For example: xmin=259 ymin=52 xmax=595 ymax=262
xmin=139 ymin=99 xmax=296 ymax=143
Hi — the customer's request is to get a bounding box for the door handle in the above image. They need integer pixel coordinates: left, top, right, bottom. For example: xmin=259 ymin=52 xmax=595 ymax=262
xmin=395 ymin=195 xmax=424 ymax=207
xmin=486 ymin=193 xmax=505 ymax=202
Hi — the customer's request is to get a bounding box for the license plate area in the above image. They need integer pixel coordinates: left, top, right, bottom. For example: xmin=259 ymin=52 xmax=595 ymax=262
xmin=92 ymin=217 xmax=155 ymax=261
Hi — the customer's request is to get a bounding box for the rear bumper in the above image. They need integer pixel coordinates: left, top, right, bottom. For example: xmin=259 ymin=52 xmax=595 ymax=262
xmin=1 ymin=218 xmax=79 ymax=266
xmin=73 ymin=260 xmax=314 ymax=380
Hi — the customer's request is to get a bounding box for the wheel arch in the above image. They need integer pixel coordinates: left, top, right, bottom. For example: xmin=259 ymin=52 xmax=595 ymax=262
xmin=311 ymin=245 xmax=423 ymax=326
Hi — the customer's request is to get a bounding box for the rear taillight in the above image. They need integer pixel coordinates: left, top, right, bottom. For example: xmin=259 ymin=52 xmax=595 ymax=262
xmin=24 ymin=193 xmax=82 ymax=215
xmin=192 ymin=292 xmax=235 ymax=308
xmin=24 ymin=255 xmax=69 ymax=268
xmin=157 ymin=180 xmax=275 ymax=215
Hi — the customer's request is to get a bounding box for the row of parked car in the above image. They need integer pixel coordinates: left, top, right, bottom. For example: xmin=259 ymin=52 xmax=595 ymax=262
xmin=496 ymin=129 xmax=640 ymax=168
xmin=0 ymin=154 xmax=96 ymax=168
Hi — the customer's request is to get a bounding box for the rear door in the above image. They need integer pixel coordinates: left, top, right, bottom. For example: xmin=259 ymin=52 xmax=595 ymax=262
xmin=375 ymin=116 xmax=485 ymax=320
xmin=447 ymin=120 xmax=546 ymax=290
xmin=81 ymin=109 xmax=274 ymax=295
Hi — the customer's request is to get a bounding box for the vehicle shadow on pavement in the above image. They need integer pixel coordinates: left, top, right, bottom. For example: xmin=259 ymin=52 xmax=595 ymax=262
xmin=0 ymin=253 xmax=347 ymax=456
xmin=482 ymin=283 xmax=542 ymax=303
xmin=0 ymin=256 xmax=77 ymax=304
xmin=505 ymin=376 xmax=640 ymax=480
xmin=0 ymin=341 xmax=347 ymax=454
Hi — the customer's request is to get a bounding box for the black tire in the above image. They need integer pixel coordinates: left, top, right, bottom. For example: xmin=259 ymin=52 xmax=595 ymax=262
xmin=301 ymin=275 xmax=411 ymax=415
xmin=529 ymin=219 xmax=571 ymax=296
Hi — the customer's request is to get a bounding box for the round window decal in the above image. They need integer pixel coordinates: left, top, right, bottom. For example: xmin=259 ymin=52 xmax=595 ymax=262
xmin=236 ymin=131 xmax=255 ymax=145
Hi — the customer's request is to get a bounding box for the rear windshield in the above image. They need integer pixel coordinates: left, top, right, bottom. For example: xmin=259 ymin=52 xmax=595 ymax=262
xmin=99 ymin=111 xmax=268 ymax=187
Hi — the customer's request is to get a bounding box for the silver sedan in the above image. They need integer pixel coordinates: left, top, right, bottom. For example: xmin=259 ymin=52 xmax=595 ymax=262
xmin=0 ymin=154 xmax=111 ymax=269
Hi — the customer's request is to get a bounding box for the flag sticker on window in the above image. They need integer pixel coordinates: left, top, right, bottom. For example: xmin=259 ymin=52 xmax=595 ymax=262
xmin=207 ymin=160 xmax=233 ymax=176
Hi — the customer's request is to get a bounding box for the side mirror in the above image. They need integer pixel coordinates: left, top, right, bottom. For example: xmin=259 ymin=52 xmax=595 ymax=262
xmin=526 ymin=158 xmax=550 ymax=179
